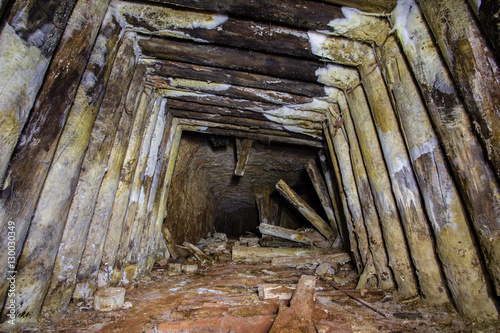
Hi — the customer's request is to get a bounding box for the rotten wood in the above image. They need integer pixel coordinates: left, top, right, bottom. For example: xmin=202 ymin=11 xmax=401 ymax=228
xmin=182 ymin=242 xmax=213 ymax=264
xmin=0 ymin=0 xmax=113 ymax=310
xmin=234 ymin=139 xmax=253 ymax=176
xmin=138 ymin=37 xmax=324 ymax=83
xmin=72 ymin=64 xmax=147 ymax=300
xmin=42 ymin=34 xmax=138 ymax=312
xmin=271 ymin=253 xmax=351 ymax=267
xmin=136 ymin=0 xmax=344 ymax=31
xmin=276 ymin=179 xmax=335 ymax=240
xmin=149 ymin=60 xmax=325 ymax=97
xmin=1 ymin=12 xmax=123 ymax=319
xmin=418 ymin=0 xmax=500 ymax=177
xmin=467 ymin=0 xmax=500 ymax=56
xmin=304 ymin=160 xmax=340 ymax=240
xmin=258 ymin=223 xmax=329 ymax=248
xmin=232 ymin=246 xmax=338 ymax=263
xmin=269 ymin=275 xmax=316 ymax=333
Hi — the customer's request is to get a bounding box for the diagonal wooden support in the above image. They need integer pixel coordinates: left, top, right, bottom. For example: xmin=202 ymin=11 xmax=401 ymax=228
xmin=275 ymin=179 xmax=334 ymax=240
xmin=234 ymin=138 xmax=253 ymax=176
xmin=305 ymin=160 xmax=340 ymax=240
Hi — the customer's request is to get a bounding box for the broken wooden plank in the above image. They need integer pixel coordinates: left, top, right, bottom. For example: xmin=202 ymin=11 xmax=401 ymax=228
xmin=234 ymin=139 xmax=252 ymax=176
xmin=305 ymin=160 xmax=340 ymax=239
xmin=269 ymin=275 xmax=316 ymax=333
xmin=232 ymin=246 xmax=337 ymax=263
xmin=183 ymin=241 xmax=213 ymax=264
xmin=271 ymin=253 xmax=351 ymax=267
xmin=258 ymin=223 xmax=329 ymax=248
xmin=275 ymin=179 xmax=335 ymax=240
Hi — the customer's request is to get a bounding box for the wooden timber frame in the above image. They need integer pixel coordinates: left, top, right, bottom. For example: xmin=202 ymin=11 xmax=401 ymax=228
xmin=0 ymin=0 xmax=499 ymax=324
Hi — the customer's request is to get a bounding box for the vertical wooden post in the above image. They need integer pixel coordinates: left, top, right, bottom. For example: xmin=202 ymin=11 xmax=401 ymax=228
xmin=234 ymin=139 xmax=253 ymax=176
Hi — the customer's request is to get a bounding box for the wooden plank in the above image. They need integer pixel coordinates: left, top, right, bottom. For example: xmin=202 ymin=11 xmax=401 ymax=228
xmin=258 ymin=284 xmax=384 ymax=301
xmin=258 ymin=223 xmax=329 ymax=248
xmin=232 ymin=246 xmax=337 ymax=263
xmin=276 ymin=179 xmax=334 ymax=240
xmin=305 ymin=160 xmax=340 ymax=240
xmin=138 ymin=37 xmax=324 ymax=83
xmin=135 ymin=0 xmax=344 ymax=30
xmin=271 ymin=253 xmax=351 ymax=267
xmin=234 ymin=139 xmax=252 ymax=176
xmin=269 ymin=275 xmax=316 ymax=333
xmin=147 ymin=60 xmax=325 ymax=97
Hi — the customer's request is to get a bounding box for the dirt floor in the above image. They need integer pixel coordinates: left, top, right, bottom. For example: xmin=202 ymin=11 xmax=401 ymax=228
xmin=8 ymin=256 xmax=498 ymax=333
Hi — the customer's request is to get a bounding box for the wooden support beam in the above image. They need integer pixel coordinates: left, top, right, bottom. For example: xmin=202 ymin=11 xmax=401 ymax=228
xmin=42 ymin=34 xmax=138 ymax=312
xmin=393 ymin=2 xmax=500 ymax=317
xmin=254 ymin=186 xmax=272 ymax=225
xmin=417 ymin=0 xmax=500 ymax=177
xmin=147 ymin=75 xmax=314 ymax=106
xmin=2 ymin=13 xmax=123 ymax=319
xmin=133 ymin=0 xmax=343 ymax=31
xmin=0 ymin=0 xmax=115 ymax=311
xmin=258 ymin=223 xmax=329 ymax=248
xmin=466 ymin=0 xmax=500 ymax=56
xmin=72 ymin=64 xmax=147 ymax=300
xmin=148 ymin=60 xmax=325 ymax=97
xmin=275 ymin=179 xmax=335 ymax=240
xmin=304 ymin=160 xmax=340 ymax=240
xmin=234 ymin=139 xmax=252 ymax=176
xmin=271 ymin=252 xmax=351 ymax=267
xmin=138 ymin=37 xmax=324 ymax=83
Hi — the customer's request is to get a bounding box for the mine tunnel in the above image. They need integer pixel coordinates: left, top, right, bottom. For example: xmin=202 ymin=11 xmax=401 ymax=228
xmin=1 ymin=0 xmax=500 ymax=331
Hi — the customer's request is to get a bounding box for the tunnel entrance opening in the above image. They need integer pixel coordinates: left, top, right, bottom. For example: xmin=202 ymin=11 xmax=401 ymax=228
xmin=165 ymin=130 xmax=324 ymax=244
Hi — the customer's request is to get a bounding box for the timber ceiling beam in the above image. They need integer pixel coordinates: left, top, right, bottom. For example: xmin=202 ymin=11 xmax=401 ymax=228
xmin=128 ymin=0 xmax=344 ymax=30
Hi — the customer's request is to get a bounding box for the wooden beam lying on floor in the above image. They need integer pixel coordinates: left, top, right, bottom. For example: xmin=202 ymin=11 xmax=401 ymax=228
xmin=275 ymin=179 xmax=335 ymax=240
xmin=234 ymin=139 xmax=253 ymax=176
xmin=258 ymin=283 xmax=384 ymax=301
xmin=147 ymin=60 xmax=326 ymax=97
xmin=269 ymin=275 xmax=316 ymax=332
xmin=232 ymin=246 xmax=338 ymax=263
xmin=271 ymin=253 xmax=351 ymax=267
xmin=258 ymin=223 xmax=329 ymax=248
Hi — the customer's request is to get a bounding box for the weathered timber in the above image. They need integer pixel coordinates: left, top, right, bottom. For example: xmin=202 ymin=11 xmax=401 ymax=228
xmin=322 ymin=126 xmax=362 ymax=273
xmin=232 ymin=246 xmax=338 ymax=263
xmin=418 ymin=0 xmax=500 ymax=177
xmin=234 ymin=139 xmax=252 ymax=176
xmin=318 ymin=0 xmax=396 ymax=12
xmin=113 ymin=95 xmax=162 ymax=280
xmin=322 ymin=66 xmax=418 ymax=298
xmin=72 ymin=64 xmax=147 ymax=300
xmin=124 ymin=100 xmax=167 ymax=276
xmin=271 ymin=253 xmax=351 ymax=267
xmin=258 ymin=223 xmax=328 ymax=247
xmin=393 ymin=1 xmax=500 ymax=312
xmin=0 ymin=0 xmax=113 ymax=308
xmin=328 ymin=94 xmax=394 ymax=290
xmin=135 ymin=0 xmax=343 ymax=30
xmin=148 ymin=60 xmax=325 ymax=97
xmin=177 ymin=118 xmax=323 ymax=148
xmin=254 ymin=187 xmax=272 ymax=226
xmin=0 ymin=0 xmax=78 ymax=184
xmin=275 ymin=179 xmax=335 ymax=240
xmin=93 ymin=287 xmax=126 ymax=312
xmin=358 ymin=49 xmax=448 ymax=304
xmin=324 ymin=112 xmax=374 ymax=282
xmin=3 ymin=11 xmax=123 ymax=319
xmin=269 ymin=275 xmax=316 ymax=333
xmin=182 ymin=242 xmax=213 ymax=264
xmin=317 ymin=150 xmax=346 ymax=246
xmin=467 ymin=0 xmax=500 ymax=56
xmin=138 ymin=111 xmax=175 ymax=273
xmin=148 ymin=75 xmax=314 ymax=105
xmin=305 ymin=160 xmax=340 ymax=240
xmin=98 ymin=90 xmax=156 ymax=286
xmin=42 ymin=34 xmax=138 ymax=312
xmin=259 ymin=284 xmax=384 ymax=302
xmin=119 ymin=2 xmax=313 ymax=58
xmin=380 ymin=33 xmax=498 ymax=318
xmin=138 ymin=37 xmax=324 ymax=83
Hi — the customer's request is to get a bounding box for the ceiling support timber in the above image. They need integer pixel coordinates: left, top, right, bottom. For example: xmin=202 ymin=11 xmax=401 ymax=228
xmin=234 ymin=139 xmax=253 ymax=176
